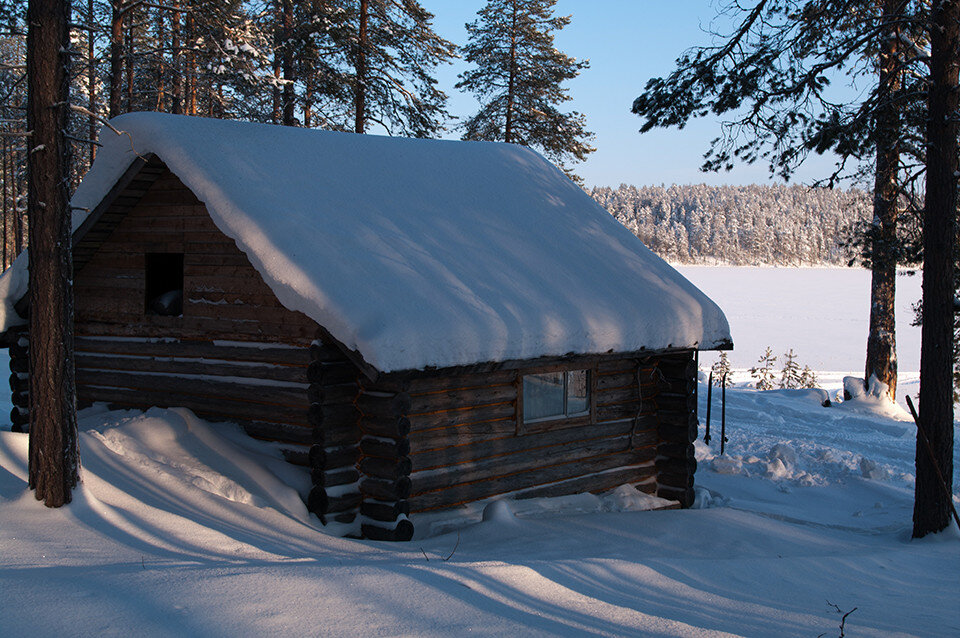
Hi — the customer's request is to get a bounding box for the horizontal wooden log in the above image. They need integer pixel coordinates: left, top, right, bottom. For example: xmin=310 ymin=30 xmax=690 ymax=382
xmin=307 ymin=361 xmax=359 ymax=385
xmin=11 ymin=390 xmax=28 ymax=409
xmin=656 ymin=457 xmax=697 ymax=475
xmin=307 ymin=486 xmax=361 ymax=516
xmin=309 ymin=341 xmax=347 ymax=363
xmin=74 ymin=336 xmax=311 ymax=366
xmin=76 ymin=368 xmax=309 ymax=407
xmin=9 ymin=341 xmax=28 ymax=360
xmin=362 ymin=519 xmax=414 ymax=542
xmin=596 ymin=357 xmax=642 ymax=374
xmin=360 ymin=455 xmax=412 ymax=481
xmin=408 ymin=450 xmax=657 ymax=513
xmin=407 ymin=417 xmax=518 ymax=449
xmin=411 ymin=437 xmax=656 ymax=496
xmin=238 ymin=420 xmax=312 ymax=445
xmin=76 ymin=318 xmax=316 ymax=344
xmin=657 ymin=472 xmax=695 ymax=489
xmin=309 ymin=444 xmax=360 ymax=471
xmin=408 ymin=383 xmax=517 ymax=415
xmin=657 ymin=442 xmax=695 ymax=460
xmin=360 ymin=476 xmax=412 ymax=501
xmin=410 ymin=418 xmax=657 ymax=472
xmin=307 ymin=382 xmax=358 ymax=405
xmin=308 ymin=403 xmax=359 ymax=429
xmin=360 ymin=436 xmax=411 ymax=459
xmin=10 ymin=406 xmax=28 ymax=428
xmin=657 ymin=421 xmax=699 ymax=445
xmin=596 ymin=402 xmax=656 ymax=423
xmin=381 ymin=369 xmax=517 ymax=394
xmin=280 ymin=447 xmax=309 ymax=466
xmin=360 ymin=500 xmax=410 ymax=522
xmin=406 ymin=401 xmax=516 ymax=432
xmin=356 ymin=392 xmax=411 ymax=419
xmin=516 ymin=464 xmax=658 ymax=501
xmin=76 ymin=384 xmax=309 ymax=425
xmin=358 ymin=415 xmax=411 ymax=439
xmin=9 ymin=373 xmax=27 ymax=394
xmin=656 ymin=485 xmax=695 ymax=508
xmin=311 ymin=467 xmax=360 ymax=488
xmin=75 ymin=352 xmax=308 ymax=384
xmin=9 ymin=356 xmax=27 ymax=373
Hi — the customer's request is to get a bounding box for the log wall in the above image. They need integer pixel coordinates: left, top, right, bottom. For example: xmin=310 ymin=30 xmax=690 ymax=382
xmin=361 ymin=351 xmax=700 ymax=520
xmin=69 ymin=162 xmax=317 ymax=464
xmin=7 ymin=326 xmax=28 ymax=432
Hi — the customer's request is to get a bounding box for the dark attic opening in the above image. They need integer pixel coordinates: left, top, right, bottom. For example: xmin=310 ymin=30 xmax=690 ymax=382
xmin=145 ymin=252 xmax=184 ymax=316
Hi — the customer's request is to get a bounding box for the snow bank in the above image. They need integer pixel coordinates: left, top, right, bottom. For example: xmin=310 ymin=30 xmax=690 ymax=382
xmin=0 ymin=113 xmax=730 ymax=370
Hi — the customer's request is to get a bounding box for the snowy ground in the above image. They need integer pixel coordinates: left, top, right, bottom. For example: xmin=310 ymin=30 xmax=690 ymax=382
xmin=1 ymin=266 xmax=957 ymax=637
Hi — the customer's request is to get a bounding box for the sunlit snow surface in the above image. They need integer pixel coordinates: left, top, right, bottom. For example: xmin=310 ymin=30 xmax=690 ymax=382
xmin=0 ymin=267 xmax=957 ymax=636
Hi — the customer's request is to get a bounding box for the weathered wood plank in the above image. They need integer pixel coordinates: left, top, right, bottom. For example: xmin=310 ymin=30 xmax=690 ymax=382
xmin=410 ymin=435 xmax=656 ymax=495
xmin=409 ymin=418 xmax=657 ymax=471
xmin=516 ymin=464 xmax=657 ymax=500
xmin=75 ymin=336 xmax=311 ymax=365
xmin=74 ymin=352 xmax=308 ymax=383
xmin=406 ymin=401 xmax=517 ymax=432
xmin=408 ymin=448 xmax=657 ymax=512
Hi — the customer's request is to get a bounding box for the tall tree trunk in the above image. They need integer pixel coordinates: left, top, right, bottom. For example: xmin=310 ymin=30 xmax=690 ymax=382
xmin=304 ymin=76 xmax=313 ymax=128
xmin=125 ymin=17 xmax=134 ymax=111
xmin=186 ymin=12 xmax=196 ymax=115
xmin=26 ymin=0 xmax=80 ymax=508
xmin=109 ymin=1 xmax=123 ymax=118
xmin=156 ymin=8 xmax=166 ymax=111
xmin=913 ymin=0 xmax=959 ymax=538
xmin=2 ymin=135 xmax=8 ymax=269
xmin=354 ymin=0 xmax=368 ymax=133
xmin=87 ymin=0 xmax=97 ymax=162
xmin=505 ymin=0 xmax=517 ymax=143
xmin=282 ymin=0 xmax=296 ymax=126
xmin=171 ymin=1 xmax=182 ymax=114
xmin=865 ymin=0 xmax=902 ymax=400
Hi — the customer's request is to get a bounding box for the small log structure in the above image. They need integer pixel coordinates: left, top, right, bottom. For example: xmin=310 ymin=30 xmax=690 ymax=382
xmin=3 ymin=157 xmax=705 ymax=539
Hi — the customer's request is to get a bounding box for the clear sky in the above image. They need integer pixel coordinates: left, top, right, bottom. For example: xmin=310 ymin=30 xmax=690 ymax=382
xmin=428 ymin=1 xmax=844 ymax=188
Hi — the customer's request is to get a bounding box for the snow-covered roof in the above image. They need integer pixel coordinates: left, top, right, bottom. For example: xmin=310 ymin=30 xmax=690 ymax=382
xmin=0 ymin=112 xmax=731 ymax=372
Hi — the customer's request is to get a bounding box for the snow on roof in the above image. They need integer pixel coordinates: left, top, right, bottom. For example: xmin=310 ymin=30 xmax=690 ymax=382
xmin=0 ymin=112 xmax=731 ymax=372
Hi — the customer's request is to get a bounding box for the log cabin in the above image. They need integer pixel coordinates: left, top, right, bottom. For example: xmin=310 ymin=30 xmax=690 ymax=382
xmin=0 ymin=113 xmax=732 ymax=540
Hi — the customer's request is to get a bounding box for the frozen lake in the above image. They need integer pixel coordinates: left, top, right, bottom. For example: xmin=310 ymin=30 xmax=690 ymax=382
xmin=677 ymin=265 xmax=923 ymax=376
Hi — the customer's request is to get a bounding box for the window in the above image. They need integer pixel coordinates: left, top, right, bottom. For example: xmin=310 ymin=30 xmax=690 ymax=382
xmin=522 ymin=369 xmax=590 ymax=424
xmin=144 ymin=252 xmax=184 ymax=316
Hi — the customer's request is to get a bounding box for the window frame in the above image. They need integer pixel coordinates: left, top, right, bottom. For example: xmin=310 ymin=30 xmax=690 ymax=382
xmin=516 ymin=363 xmax=597 ymax=435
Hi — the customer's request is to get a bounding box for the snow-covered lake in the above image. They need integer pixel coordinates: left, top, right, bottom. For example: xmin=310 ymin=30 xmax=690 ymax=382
xmin=677 ymin=265 xmax=923 ymax=375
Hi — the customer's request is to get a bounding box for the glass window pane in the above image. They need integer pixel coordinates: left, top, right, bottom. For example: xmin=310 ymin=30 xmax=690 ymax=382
xmin=566 ymin=370 xmax=589 ymax=415
xmin=523 ymin=372 xmax=565 ymax=421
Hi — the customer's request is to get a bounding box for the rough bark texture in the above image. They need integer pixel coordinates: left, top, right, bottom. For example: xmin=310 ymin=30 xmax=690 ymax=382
xmin=354 ymin=0 xmax=368 ymax=133
xmin=26 ymin=0 xmax=80 ymax=507
xmin=913 ymin=0 xmax=958 ymax=538
xmin=865 ymin=0 xmax=902 ymax=400
xmin=109 ymin=1 xmax=123 ymax=118
xmin=281 ymin=0 xmax=296 ymax=126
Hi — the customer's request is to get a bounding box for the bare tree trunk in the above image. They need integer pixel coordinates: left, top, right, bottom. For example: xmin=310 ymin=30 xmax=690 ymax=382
xmin=281 ymin=0 xmax=295 ymax=126
xmin=505 ymin=0 xmax=517 ymax=143
xmin=26 ymin=0 xmax=80 ymax=508
xmin=304 ymin=76 xmax=313 ymax=128
xmin=125 ymin=17 xmax=134 ymax=111
xmin=913 ymin=0 xmax=958 ymax=538
xmin=865 ymin=0 xmax=902 ymax=401
xmin=2 ymin=134 xmax=8 ymax=269
xmin=171 ymin=1 xmax=182 ymax=114
xmin=156 ymin=7 xmax=166 ymax=111
xmin=109 ymin=1 xmax=123 ymax=118
xmin=186 ymin=12 xmax=197 ymax=115
xmin=354 ymin=0 xmax=368 ymax=133
xmin=87 ymin=0 xmax=97 ymax=162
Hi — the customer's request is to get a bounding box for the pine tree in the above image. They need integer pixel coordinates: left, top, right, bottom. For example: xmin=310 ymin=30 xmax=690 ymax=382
xmin=346 ymin=0 xmax=454 ymax=137
xmin=456 ymin=0 xmax=594 ymax=179
xmin=779 ymin=349 xmax=802 ymax=389
xmin=913 ymin=0 xmax=957 ymax=539
xmin=711 ymin=351 xmax=732 ymax=387
xmin=799 ymin=365 xmax=819 ymax=389
xmin=749 ymin=347 xmax=777 ymax=391
xmin=26 ymin=0 xmax=79 ymax=507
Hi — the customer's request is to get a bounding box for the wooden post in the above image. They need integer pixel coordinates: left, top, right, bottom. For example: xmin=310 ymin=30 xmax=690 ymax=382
xmin=654 ymin=352 xmax=698 ymax=507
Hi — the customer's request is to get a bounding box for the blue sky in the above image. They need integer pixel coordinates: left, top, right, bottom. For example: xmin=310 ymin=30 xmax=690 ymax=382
xmin=429 ymin=1 xmax=843 ymax=188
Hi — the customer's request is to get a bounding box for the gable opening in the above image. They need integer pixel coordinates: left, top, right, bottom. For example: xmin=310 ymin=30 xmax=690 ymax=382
xmin=145 ymin=252 xmax=184 ymax=316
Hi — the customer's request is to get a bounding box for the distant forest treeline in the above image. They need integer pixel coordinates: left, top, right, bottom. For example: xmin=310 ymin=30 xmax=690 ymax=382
xmin=590 ymin=183 xmax=871 ymax=266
